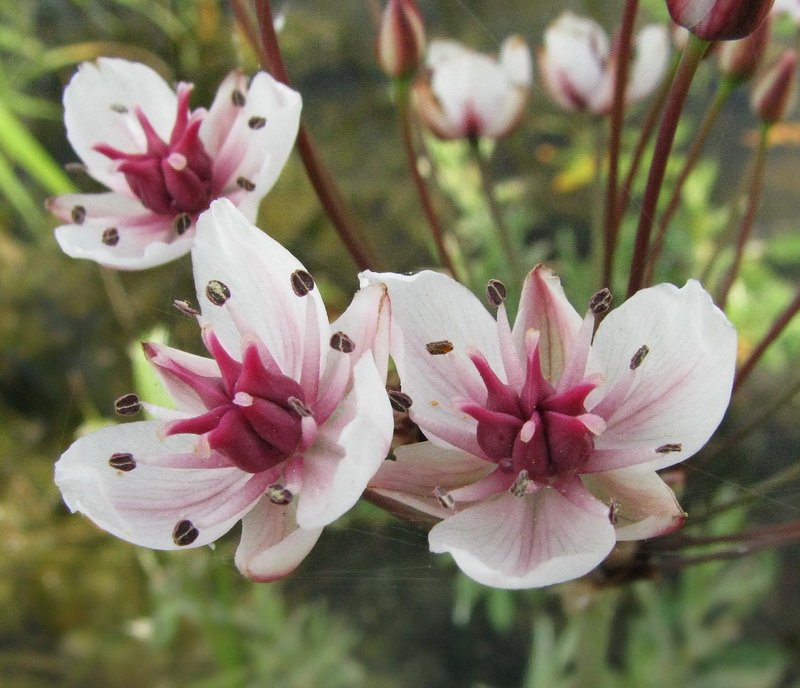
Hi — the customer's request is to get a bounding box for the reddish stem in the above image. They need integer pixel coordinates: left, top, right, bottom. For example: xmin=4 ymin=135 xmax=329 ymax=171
xmin=252 ymin=0 xmax=381 ymax=270
xmin=601 ymin=0 xmax=638 ymax=291
xmin=627 ymin=35 xmax=709 ymax=297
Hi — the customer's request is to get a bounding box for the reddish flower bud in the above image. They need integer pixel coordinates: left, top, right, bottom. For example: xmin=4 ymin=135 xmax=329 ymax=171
xmin=717 ymin=15 xmax=772 ymax=81
xmin=751 ymin=49 xmax=798 ymax=123
xmin=667 ymin=0 xmax=776 ymax=40
xmin=376 ymin=0 xmax=426 ymax=79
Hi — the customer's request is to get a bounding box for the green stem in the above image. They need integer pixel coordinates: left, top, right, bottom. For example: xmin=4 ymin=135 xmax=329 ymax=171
xmin=469 ymin=136 xmax=523 ymax=281
xmin=626 ymin=35 xmax=709 ymax=297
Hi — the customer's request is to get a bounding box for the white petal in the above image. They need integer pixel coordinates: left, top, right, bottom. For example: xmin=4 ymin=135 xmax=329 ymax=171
xmin=55 ymin=421 xmax=267 ymax=550
xmin=144 ymin=343 xmax=221 ymax=415
xmin=582 ymin=465 xmax=686 ymax=540
xmin=589 ymin=280 xmax=736 ymax=471
xmin=500 ymin=35 xmax=533 ymax=87
xmin=64 ymin=58 xmax=178 ymax=192
xmin=513 ymin=265 xmax=583 ymax=381
xmin=295 ymin=354 xmax=393 ymax=528
xmin=235 ymin=495 xmax=323 ymax=581
xmin=429 ymin=479 xmax=615 ymax=589
xmin=206 ymin=71 xmax=302 ymax=219
xmin=192 ymin=199 xmax=328 ymax=379
xmin=361 ymin=270 xmax=502 ymax=455
xmin=52 ymin=191 xmax=194 ymax=269
xmin=626 ymin=25 xmax=671 ymax=106
xmin=368 ymin=441 xmax=495 ymax=520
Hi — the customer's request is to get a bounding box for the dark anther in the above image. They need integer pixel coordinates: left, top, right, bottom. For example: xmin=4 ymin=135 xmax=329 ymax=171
xmin=426 ymin=340 xmax=454 ymax=355
xmin=290 ymin=269 xmax=315 ymax=296
xmin=433 ymin=486 xmax=455 ymax=510
xmin=231 ymin=89 xmax=246 ymax=107
xmin=656 ymin=443 xmax=682 ymax=454
xmin=248 ymin=116 xmax=267 ymax=129
xmin=108 ymin=452 xmax=136 ymax=471
xmin=266 ymin=483 xmax=294 ymax=505
xmin=330 ymin=331 xmax=355 ymax=353
xmin=64 ymin=162 xmax=89 ymax=175
xmin=114 ymin=393 xmax=141 ymax=416
xmin=110 ymin=103 xmax=129 ymax=114
xmin=509 ymin=470 xmax=530 ymax=497
xmin=172 ymin=519 xmax=199 ymax=546
xmin=173 ymin=299 xmax=200 ymax=317
xmin=486 ymin=279 xmax=508 ymax=307
xmin=388 ymin=390 xmax=413 ymax=412
xmin=174 ymin=213 xmax=192 ymax=235
xmin=590 ymin=288 xmax=613 ymax=315
xmin=236 ymin=176 xmax=256 ymax=191
xmin=206 ymin=280 xmax=231 ymax=306
xmin=102 ymin=227 xmax=120 ymax=246
xmin=608 ymin=499 xmax=621 ymax=525
xmin=288 ymin=396 xmax=313 ymax=417
xmin=629 ymin=345 xmax=650 ymax=370
xmin=71 ymin=205 xmax=86 ymax=224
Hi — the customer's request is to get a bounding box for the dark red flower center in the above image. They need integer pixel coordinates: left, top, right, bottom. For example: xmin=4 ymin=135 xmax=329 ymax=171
xmin=95 ymin=84 xmax=213 ymax=215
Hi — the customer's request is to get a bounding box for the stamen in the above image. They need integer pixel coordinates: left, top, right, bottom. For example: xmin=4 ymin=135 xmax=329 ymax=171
xmin=426 ymin=340 xmax=453 ymax=355
xmin=608 ymin=498 xmax=621 ymax=525
xmin=266 ymin=483 xmax=294 ymax=505
xmin=236 ymin=176 xmax=256 ymax=191
xmin=102 ymin=227 xmax=120 ymax=246
xmin=656 ymin=443 xmax=682 ymax=453
xmin=173 ymin=299 xmax=200 ymax=317
xmin=509 ymin=470 xmax=530 ymax=497
xmin=108 ymin=452 xmax=136 ymax=471
xmin=629 ymin=345 xmax=650 ymax=370
xmin=114 ymin=393 xmax=141 ymax=416
xmin=174 ymin=213 xmax=192 ymax=235
xmin=589 ymin=288 xmax=613 ymax=315
xmin=206 ymin=280 xmax=231 ymax=306
xmin=71 ymin=205 xmax=86 ymax=224
xmin=330 ymin=331 xmax=355 ymax=353
xmin=288 ymin=396 xmax=313 ymax=417
xmin=388 ymin=390 xmax=413 ymax=412
xmin=110 ymin=103 xmax=128 ymax=114
xmin=231 ymin=89 xmax=246 ymax=107
xmin=290 ymin=270 xmax=315 ymax=296
xmin=172 ymin=519 xmax=199 ymax=546
xmin=65 ymin=162 xmax=89 ymax=175
xmin=433 ymin=486 xmax=455 ymax=509
xmin=486 ymin=279 xmax=507 ymax=307
xmin=248 ymin=116 xmax=267 ymax=129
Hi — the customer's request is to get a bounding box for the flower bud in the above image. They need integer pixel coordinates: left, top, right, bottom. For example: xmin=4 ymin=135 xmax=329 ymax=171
xmin=751 ymin=49 xmax=798 ymax=123
xmin=717 ymin=15 xmax=771 ymax=81
xmin=667 ymin=0 xmax=776 ymax=41
xmin=376 ymin=0 xmax=426 ymax=79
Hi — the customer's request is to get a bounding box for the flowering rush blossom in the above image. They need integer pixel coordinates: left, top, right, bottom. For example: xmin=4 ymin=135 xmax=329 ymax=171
xmin=667 ymin=0 xmax=776 ymax=41
xmin=538 ymin=12 xmax=670 ymax=115
xmin=55 ymin=199 xmax=393 ymax=581
xmin=413 ymin=36 xmax=532 ymax=140
xmin=47 ymin=58 xmax=302 ymax=270
xmin=363 ymin=267 xmax=736 ymax=589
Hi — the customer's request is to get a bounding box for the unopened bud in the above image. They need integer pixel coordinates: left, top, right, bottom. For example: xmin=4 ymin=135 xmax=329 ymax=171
xmin=751 ymin=49 xmax=798 ymax=124
xmin=667 ymin=0 xmax=776 ymax=41
xmin=376 ymin=0 xmax=426 ymax=80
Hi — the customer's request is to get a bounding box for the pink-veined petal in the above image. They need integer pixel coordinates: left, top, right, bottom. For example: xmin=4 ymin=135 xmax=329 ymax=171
xmin=234 ymin=495 xmax=323 ymax=582
xmin=296 ymin=354 xmax=393 ymax=529
xmin=143 ymin=342 xmax=223 ymax=414
xmin=582 ymin=465 xmax=686 ymax=541
xmin=428 ymin=477 xmax=616 ymax=589
xmin=368 ymin=441 xmax=496 ymax=520
xmin=361 ymin=270 xmax=502 ymax=454
xmin=192 ymin=199 xmax=328 ymax=379
xmin=588 ymin=280 xmax=736 ymax=471
xmin=64 ymin=58 xmax=178 ymax=193
xmin=513 ymin=265 xmax=583 ymax=382
xmin=54 ymin=421 xmax=267 ymax=550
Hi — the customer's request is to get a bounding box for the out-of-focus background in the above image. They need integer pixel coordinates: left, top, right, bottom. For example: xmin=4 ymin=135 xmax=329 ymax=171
xmin=3 ymin=1 xmax=800 ymax=686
